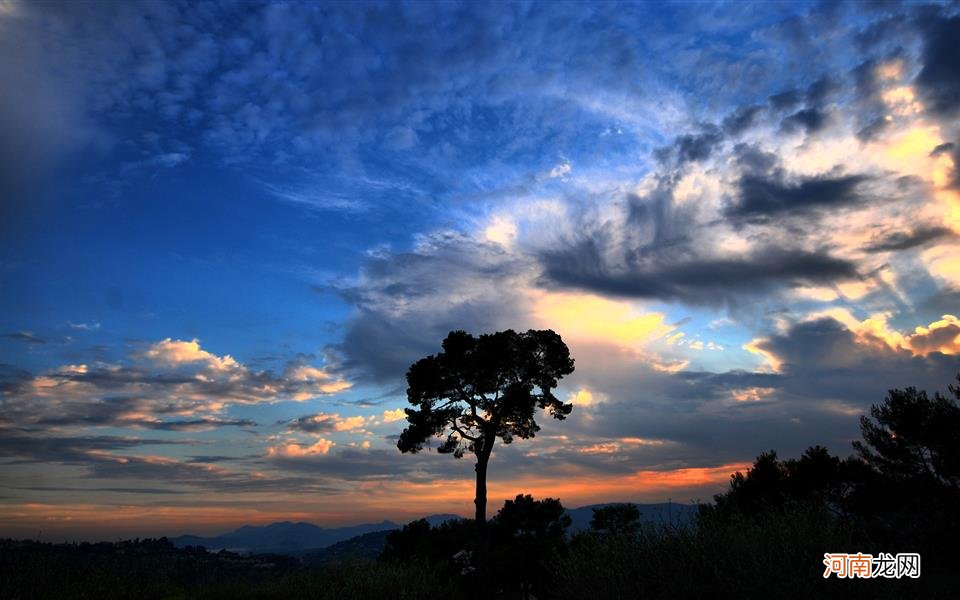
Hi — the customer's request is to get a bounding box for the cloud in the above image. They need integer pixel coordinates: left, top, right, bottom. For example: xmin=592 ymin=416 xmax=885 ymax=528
xmin=0 ymin=338 xmax=350 ymax=432
xmin=722 ymin=105 xmax=763 ymax=135
xmin=144 ymin=338 xmax=242 ymax=373
xmin=382 ymin=408 xmax=407 ymax=423
xmin=780 ymin=107 xmax=830 ymax=134
xmin=907 ymin=315 xmax=960 ymax=355
xmin=727 ymin=171 xmax=871 ymax=224
xmin=2 ymin=331 xmax=45 ymax=344
xmin=863 ymin=225 xmax=955 ymax=252
xmin=540 ymin=242 xmax=859 ymax=306
xmin=334 ymin=231 xmax=534 ymax=382
xmin=529 ymin=291 xmax=676 ymax=350
xmin=267 ymin=439 xmax=335 ymax=458
xmin=656 ymin=125 xmax=725 ymax=165
xmin=285 ymin=413 xmax=367 ymax=434
xmin=769 ymin=89 xmax=802 ymax=111
xmin=0 ymin=431 xmax=189 ymax=465
xmin=138 ymin=418 xmax=257 ymax=432
xmin=746 ymin=314 xmax=959 ymax=381
xmin=805 ymin=74 xmax=841 ymax=105
xmin=549 ymin=162 xmax=572 ymax=179
xmin=914 ymin=14 xmax=960 ymax=117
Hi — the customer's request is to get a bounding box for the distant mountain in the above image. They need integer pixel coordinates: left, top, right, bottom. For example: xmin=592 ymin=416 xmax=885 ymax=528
xmin=171 ymin=520 xmax=397 ymax=554
xmin=171 ymin=514 xmax=461 ymax=555
xmin=298 ymin=529 xmax=393 ymax=566
xmin=564 ymin=502 xmax=698 ymax=533
xmin=171 ymin=505 xmax=694 ymax=556
xmin=299 ymin=503 xmax=698 ymax=564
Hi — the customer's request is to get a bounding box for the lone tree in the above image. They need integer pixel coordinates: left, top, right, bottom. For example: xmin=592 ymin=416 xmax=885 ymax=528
xmin=397 ymin=329 xmax=575 ymax=529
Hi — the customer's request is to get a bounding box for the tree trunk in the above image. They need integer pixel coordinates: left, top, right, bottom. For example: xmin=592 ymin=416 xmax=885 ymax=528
xmin=474 ymin=448 xmax=492 ymax=599
xmin=474 ymin=453 xmax=488 ymax=528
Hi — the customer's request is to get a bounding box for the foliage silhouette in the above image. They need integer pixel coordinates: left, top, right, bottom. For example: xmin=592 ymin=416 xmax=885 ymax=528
xmin=703 ymin=446 xmax=864 ymax=521
xmin=397 ymin=329 xmax=575 ymax=529
xmin=853 ymin=372 xmax=960 ymax=489
xmin=379 ymin=495 xmax=571 ymax=598
xmin=490 ymin=495 xmax=570 ymax=598
xmin=590 ymin=503 xmax=642 ymax=536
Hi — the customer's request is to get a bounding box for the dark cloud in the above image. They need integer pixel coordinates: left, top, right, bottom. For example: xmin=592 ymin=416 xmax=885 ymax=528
xmin=806 ymin=74 xmax=841 ymax=104
xmin=625 ymin=178 xmax=696 ymax=248
xmin=0 ymin=427 xmax=339 ymax=494
xmin=284 ymin=414 xmax=341 ymax=434
xmin=751 ymin=317 xmax=958 ymax=391
xmin=780 ymin=107 xmax=830 ymax=133
xmin=914 ymin=14 xmax=960 ymax=117
xmin=722 ymin=105 xmax=763 ymax=136
xmin=2 ymin=331 xmax=46 ymax=344
xmin=930 ymin=142 xmax=955 ymax=157
xmin=14 ymin=486 xmax=188 ymax=495
xmin=540 ymin=242 xmax=859 ymax=306
xmin=856 ymin=116 xmax=891 ymax=141
xmin=863 ymin=226 xmax=955 ymax=253
xmin=0 ymin=431 xmax=189 ymax=465
xmin=727 ymin=171 xmax=870 ymax=224
xmin=656 ymin=126 xmax=725 ymax=165
xmin=769 ymin=89 xmax=802 ymax=111
xmin=142 ymin=418 xmax=257 ymax=431
xmin=731 ymin=143 xmax=780 ymax=173
xmin=930 ymin=140 xmax=960 ymax=189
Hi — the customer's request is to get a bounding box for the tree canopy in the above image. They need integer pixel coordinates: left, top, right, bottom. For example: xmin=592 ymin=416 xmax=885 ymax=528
xmin=853 ymin=374 xmax=960 ymax=489
xmin=397 ymin=329 xmax=575 ymax=526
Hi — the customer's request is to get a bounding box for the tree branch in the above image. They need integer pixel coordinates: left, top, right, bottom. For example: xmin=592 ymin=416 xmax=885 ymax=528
xmin=452 ymin=422 xmax=479 ymax=442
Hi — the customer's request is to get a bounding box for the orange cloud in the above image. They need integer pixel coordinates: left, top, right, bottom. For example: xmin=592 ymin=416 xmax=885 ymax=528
xmin=812 ymin=309 xmax=960 ymax=356
xmin=743 ymin=338 xmax=783 ymax=372
xmin=144 ymin=338 xmax=241 ymax=373
xmin=579 ymin=437 xmax=669 ymax=454
xmin=266 ymin=439 xmax=335 ymax=457
xmin=730 ymin=387 xmax=777 ymax=402
xmin=907 ymin=315 xmax=960 ymax=355
xmin=382 ymin=408 xmax=407 ymax=423
xmin=529 ymin=290 xmax=675 ymax=350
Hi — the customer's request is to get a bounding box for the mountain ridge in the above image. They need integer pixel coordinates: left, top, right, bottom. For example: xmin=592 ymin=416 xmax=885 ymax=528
xmin=171 ymin=503 xmax=696 ymax=555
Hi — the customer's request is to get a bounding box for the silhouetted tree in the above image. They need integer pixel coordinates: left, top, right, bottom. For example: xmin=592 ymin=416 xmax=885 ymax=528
xmin=380 ymin=518 xmax=475 ymax=569
xmin=492 ymin=494 xmax=571 ymax=541
xmin=704 ymin=446 xmax=862 ymax=520
xmin=397 ymin=329 xmax=575 ymax=530
xmin=490 ymin=495 xmax=570 ymax=598
xmin=590 ymin=503 xmax=641 ymax=536
xmin=853 ymin=373 xmax=960 ymax=489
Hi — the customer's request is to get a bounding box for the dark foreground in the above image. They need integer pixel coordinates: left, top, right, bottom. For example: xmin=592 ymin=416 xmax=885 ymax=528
xmin=1 ymin=500 xmax=955 ymax=600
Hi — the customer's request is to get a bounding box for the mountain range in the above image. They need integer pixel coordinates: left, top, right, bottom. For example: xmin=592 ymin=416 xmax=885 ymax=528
xmin=171 ymin=502 xmax=697 ymax=556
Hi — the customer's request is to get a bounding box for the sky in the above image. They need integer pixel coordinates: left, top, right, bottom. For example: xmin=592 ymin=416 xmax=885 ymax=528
xmin=1 ymin=0 xmax=959 ymax=540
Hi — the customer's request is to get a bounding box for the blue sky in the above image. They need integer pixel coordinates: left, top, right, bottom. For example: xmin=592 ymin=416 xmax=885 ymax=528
xmin=1 ymin=0 xmax=959 ymax=539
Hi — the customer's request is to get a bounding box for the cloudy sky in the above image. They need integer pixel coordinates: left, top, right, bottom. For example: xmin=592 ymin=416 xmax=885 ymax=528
xmin=1 ymin=0 xmax=959 ymax=540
